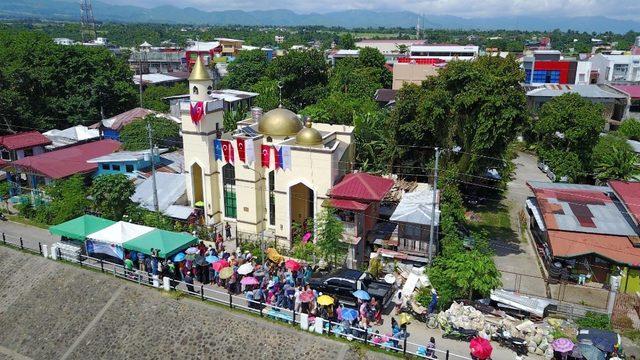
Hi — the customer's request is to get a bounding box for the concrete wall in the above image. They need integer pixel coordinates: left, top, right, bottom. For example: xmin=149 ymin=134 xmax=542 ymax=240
xmin=392 ymin=63 xmax=438 ymax=90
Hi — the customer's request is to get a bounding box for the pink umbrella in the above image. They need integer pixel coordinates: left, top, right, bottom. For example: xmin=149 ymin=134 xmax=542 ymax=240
xmin=240 ymin=276 xmax=259 ymax=285
xmin=470 ymin=337 xmax=493 ymax=360
xmin=552 ymin=338 xmax=575 ymax=353
xmin=285 ymin=259 xmax=301 ymax=272
xmin=302 ymin=232 xmax=312 ymax=243
xmin=299 ymin=290 xmax=315 ymax=303
xmin=212 ymin=259 xmax=230 ymax=272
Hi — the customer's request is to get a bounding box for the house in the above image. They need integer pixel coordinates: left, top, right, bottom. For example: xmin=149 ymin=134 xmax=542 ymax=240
xmin=327 ymin=172 xmax=394 ymax=268
xmin=5 ymin=139 xmax=120 ymax=198
xmin=0 ymin=131 xmax=51 ymax=164
xmin=185 ymin=41 xmax=220 ymax=71
xmin=87 ymin=149 xmax=167 ymax=178
xmin=373 ymin=89 xmax=398 ymax=107
xmin=132 ymin=73 xmax=186 ymax=86
xmin=408 ymin=45 xmax=479 ymax=62
xmin=589 ymin=54 xmax=640 ymax=83
xmin=607 ymin=84 xmax=640 ymax=120
xmin=392 ymin=62 xmax=440 ymax=90
xmin=355 ymin=39 xmax=426 ymax=62
xmin=43 ymin=125 xmax=100 ymax=150
xmin=275 ymin=35 xmax=284 ymax=44
xmin=329 ymin=49 xmax=360 ymax=67
xmin=521 ymin=50 xmax=592 ymax=85
xmin=128 ymin=47 xmax=186 ymax=75
xmin=165 ymin=89 xmax=258 ymax=119
xmin=525 ymin=181 xmax=640 ymax=293
xmin=95 ymin=107 xmax=156 ymax=140
xmin=53 ymin=38 xmax=75 ymax=46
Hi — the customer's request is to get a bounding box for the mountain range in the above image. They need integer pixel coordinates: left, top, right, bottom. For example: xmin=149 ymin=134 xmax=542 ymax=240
xmin=1 ymin=0 xmax=639 ymax=33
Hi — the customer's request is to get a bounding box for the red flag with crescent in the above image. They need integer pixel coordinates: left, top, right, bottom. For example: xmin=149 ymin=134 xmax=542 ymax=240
xmin=189 ymin=101 xmax=204 ymax=124
xmin=261 ymin=144 xmax=270 ymax=168
xmin=222 ymin=140 xmax=234 ymax=164
xmin=237 ymin=138 xmax=246 ymax=163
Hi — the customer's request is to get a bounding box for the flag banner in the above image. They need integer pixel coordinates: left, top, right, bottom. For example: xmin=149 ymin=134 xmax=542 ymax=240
xmin=190 ymin=101 xmax=204 ymax=124
xmin=245 ymin=139 xmax=255 ymax=164
xmin=281 ymin=145 xmax=292 ymax=170
xmin=237 ymin=138 xmax=246 ymax=163
xmin=261 ymin=145 xmax=271 ymax=168
xmin=214 ymin=139 xmax=223 ymax=161
xmin=222 ymin=140 xmax=234 ymax=164
xmin=273 ymin=145 xmax=282 ymax=169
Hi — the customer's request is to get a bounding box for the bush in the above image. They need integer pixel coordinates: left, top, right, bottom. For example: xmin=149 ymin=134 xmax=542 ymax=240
xmin=618 ymin=119 xmax=640 ymax=141
xmin=15 ymin=203 xmax=36 ymax=219
xmin=576 ymin=312 xmax=612 ymax=330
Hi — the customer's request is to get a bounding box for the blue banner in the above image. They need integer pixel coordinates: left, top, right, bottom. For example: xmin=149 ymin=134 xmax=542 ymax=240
xmin=214 ymin=139 xmax=223 ymax=160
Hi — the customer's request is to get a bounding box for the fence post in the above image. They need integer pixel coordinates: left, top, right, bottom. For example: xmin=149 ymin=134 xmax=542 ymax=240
xmin=363 ymin=326 xmax=368 ymax=344
xmin=445 ymin=350 xmax=449 ymax=360
xmin=79 ymin=254 xmax=83 ymax=267
xmin=100 ymin=258 xmax=104 ymax=273
xmin=292 ymin=307 xmax=296 ymax=326
xmin=200 ymin=285 xmax=204 ymax=301
xmin=229 ymin=293 xmax=233 ymax=308
xmin=2 ymin=232 xmax=5 ymax=244
xmin=259 ymin=300 xmax=263 ymax=317
xmin=19 ymin=237 xmax=23 ymax=250
xmin=57 ymin=247 xmax=61 ymax=260
xmin=403 ymin=335 xmax=407 ymax=355
xmin=38 ymin=242 xmax=42 ymax=255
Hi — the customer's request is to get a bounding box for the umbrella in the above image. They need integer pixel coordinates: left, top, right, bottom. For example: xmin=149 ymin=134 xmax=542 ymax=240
xmin=398 ymin=313 xmax=412 ymax=325
xmin=576 ymin=344 xmax=606 ymax=360
xmin=384 ymin=274 xmax=396 ymax=284
xmin=577 ymin=328 xmax=619 ymax=353
xmin=266 ymin=248 xmax=283 ymax=263
xmin=212 ymin=259 xmax=230 ymax=272
xmin=185 ymin=253 xmax=196 ymax=261
xmin=194 ymin=255 xmax=208 ymax=267
xmin=219 ymin=267 xmax=234 ymax=279
xmin=317 ymin=295 xmax=334 ymax=306
xmin=470 ymin=337 xmax=493 ymax=360
xmin=341 ymin=308 xmax=358 ymax=321
xmin=237 ymin=263 xmax=254 ymax=275
xmin=173 ymin=252 xmax=186 ymax=262
xmin=240 ymin=276 xmax=259 ymax=285
xmin=205 ymin=255 xmax=219 ymax=264
xmin=285 ymin=259 xmax=301 ymax=271
xmin=552 ymin=338 xmax=575 ymax=353
xmin=299 ymin=290 xmax=315 ymax=303
xmin=352 ymin=290 xmax=371 ymax=301
xmin=185 ymin=247 xmax=199 ymax=254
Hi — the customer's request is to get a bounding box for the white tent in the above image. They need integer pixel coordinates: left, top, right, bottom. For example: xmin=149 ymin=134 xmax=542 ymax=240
xmin=86 ymin=221 xmax=154 ymax=259
xmin=390 ymin=185 xmax=440 ymax=226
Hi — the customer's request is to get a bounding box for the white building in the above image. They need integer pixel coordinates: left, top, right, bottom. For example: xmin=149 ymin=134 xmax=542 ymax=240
xmin=275 ymin=35 xmax=285 ymax=44
xmin=53 ymin=38 xmax=75 ymax=46
xmin=409 ymin=45 xmax=479 ymax=61
xmin=589 ymin=54 xmax=640 ymax=83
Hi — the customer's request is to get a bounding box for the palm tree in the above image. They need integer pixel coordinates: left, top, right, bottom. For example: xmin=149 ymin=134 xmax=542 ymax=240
xmin=396 ymin=44 xmax=409 ymax=55
xmin=594 ymin=146 xmax=640 ymax=182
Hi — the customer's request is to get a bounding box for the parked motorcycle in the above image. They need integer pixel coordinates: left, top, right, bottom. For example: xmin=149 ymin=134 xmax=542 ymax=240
xmin=493 ymin=328 xmax=528 ymax=356
xmin=0 ymin=213 xmax=7 ymax=221
xmin=442 ymin=324 xmax=477 ymax=341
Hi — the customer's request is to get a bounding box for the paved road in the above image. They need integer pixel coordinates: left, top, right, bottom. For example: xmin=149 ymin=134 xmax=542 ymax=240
xmin=494 ymin=151 xmax=549 ymax=298
xmin=0 ymin=220 xmax=57 ymax=248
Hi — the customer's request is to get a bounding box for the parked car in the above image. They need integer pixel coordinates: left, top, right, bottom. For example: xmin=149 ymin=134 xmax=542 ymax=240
xmin=309 ymin=268 xmax=394 ymax=306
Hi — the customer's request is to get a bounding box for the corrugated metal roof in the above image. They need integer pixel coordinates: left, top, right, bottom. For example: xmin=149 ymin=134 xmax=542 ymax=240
xmin=131 ymin=172 xmax=186 ymax=212
xmin=609 ymin=180 xmax=640 ymax=227
xmin=0 ymin=131 xmax=51 ymax=150
xmin=548 ymin=230 xmax=640 ymax=266
xmin=390 ymin=186 xmax=440 ymax=226
xmin=330 ymin=173 xmax=394 ymax=202
xmin=526 ymin=84 xmax=627 ymax=99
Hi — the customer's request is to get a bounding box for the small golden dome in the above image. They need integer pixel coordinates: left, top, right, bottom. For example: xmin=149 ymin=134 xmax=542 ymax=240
xmin=258 ymin=107 xmax=303 ymax=136
xmin=295 ymin=120 xmax=323 ymax=146
xmin=188 ymin=56 xmax=211 ymax=81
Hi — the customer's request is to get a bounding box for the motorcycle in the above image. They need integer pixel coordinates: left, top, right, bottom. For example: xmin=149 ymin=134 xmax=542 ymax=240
xmin=492 ymin=328 xmax=528 ymax=356
xmin=442 ymin=324 xmax=477 ymax=341
xmin=0 ymin=213 xmax=7 ymax=221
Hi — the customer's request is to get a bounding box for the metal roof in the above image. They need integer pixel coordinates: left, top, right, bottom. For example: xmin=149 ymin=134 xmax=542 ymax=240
xmin=131 ymin=172 xmax=186 ymax=212
xmin=87 ymin=149 xmax=167 ymax=163
xmin=526 ymin=84 xmax=627 ymax=99
xmin=390 ymin=185 xmax=440 ymax=226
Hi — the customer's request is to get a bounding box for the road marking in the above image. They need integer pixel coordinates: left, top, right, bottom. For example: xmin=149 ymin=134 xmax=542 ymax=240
xmin=59 ymin=285 xmax=125 ymax=360
xmin=0 ymin=345 xmax=34 ymax=360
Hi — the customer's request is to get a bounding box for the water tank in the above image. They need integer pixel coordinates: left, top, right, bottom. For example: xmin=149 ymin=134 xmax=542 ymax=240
xmin=251 ymin=107 xmax=263 ymax=122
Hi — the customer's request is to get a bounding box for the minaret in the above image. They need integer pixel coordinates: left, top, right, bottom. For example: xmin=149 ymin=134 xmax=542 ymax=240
xmin=188 ymin=56 xmax=212 ymax=102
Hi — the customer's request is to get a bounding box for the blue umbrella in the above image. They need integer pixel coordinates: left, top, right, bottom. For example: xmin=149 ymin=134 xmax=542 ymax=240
xmin=205 ymin=255 xmax=219 ymax=264
xmin=341 ymin=308 xmax=358 ymax=321
xmin=173 ymin=252 xmax=186 ymax=262
xmin=352 ymin=290 xmax=371 ymax=301
xmin=576 ymin=344 xmax=606 ymax=360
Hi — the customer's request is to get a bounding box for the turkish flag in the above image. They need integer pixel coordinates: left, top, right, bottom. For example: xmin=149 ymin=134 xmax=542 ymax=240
xmin=190 ymin=101 xmax=204 ymax=124
xmin=273 ymin=145 xmax=282 ymax=170
xmin=237 ymin=138 xmax=246 ymax=163
xmin=222 ymin=140 xmax=234 ymax=164
xmin=261 ymin=145 xmax=270 ymax=168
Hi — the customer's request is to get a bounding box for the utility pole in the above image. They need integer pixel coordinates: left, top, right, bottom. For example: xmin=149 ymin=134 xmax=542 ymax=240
xmin=147 ymin=122 xmax=159 ymax=212
xmin=428 ymin=147 xmax=440 ymax=265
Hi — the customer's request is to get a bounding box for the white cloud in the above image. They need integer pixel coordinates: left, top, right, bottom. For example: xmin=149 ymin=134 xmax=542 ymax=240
xmin=102 ymin=0 xmax=640 ymax=20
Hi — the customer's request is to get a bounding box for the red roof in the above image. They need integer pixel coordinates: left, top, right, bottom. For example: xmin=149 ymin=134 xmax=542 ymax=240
xmin=9 ymin=140 xmax=121 ymax=179
xmin=609 ymin=180 xmax=640 ymax=226
xmin=548 ymin=230 xmax=640 ymax=267
xmin=330 ymin=173 xmax=394 ymax=202
xmin=529 ymin=186 xmax=612 ymax=231
xmin=610 ymin=84 xmax=640 ymax=99
xmin=0 ymin=131 xmax=51 ymax=150
xmin=327 ymin=199 xmax=369 ymax=212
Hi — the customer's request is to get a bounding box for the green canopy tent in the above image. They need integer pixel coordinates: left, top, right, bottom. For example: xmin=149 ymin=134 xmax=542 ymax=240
xmin=49 ymin=215 xmax=116 ymax=242
xmin=122 ymin=229 xmax=198 ymax=259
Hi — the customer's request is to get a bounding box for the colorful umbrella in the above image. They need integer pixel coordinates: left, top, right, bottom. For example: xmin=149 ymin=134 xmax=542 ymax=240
xmin=341 ymin=308 xmax=358 ymax=321
xmin=173 ymin=252 xmax=186 ymax=262
xmin=240 ymin=276 xmax=259 ymax=285
xmin=352 ymin=290 xmax=371 ymax=301
xmin=185 ymin=247 xmax=199 ymax=254
xmin=266 ymin=248 xmax=284 ymax=263
xmin=302 ymin=232 xmax=312 ymax=243
xmin=237 ymin=263 xmax=254 ymax=275
xmin=469 ymin=337 xmax=493 ymax=360
xmin=299 ymin=290 xmax=315 ymax=303
xmin=317 ymin=295 xmax=334 ymax=306
xmin=219 ymin=267 xmax=234 ymax=279
xmin=285 ymin=259 xmax=301 ymax=271
xmin=552 ymin=338 xmax=575 ymax=353
xmin=205 ymin=255 xmax=219 ymax=264
xmin=212 ymin=259 xmax=230 ymax=272
xmin=398 ymin=313 xmax=412 ymax=325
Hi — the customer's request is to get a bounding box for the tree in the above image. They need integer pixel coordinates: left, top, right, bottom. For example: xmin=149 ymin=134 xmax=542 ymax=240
xmin=251 ymin=78 xmax=280 ymax=111
xmin=119 ymin=114 xmax=180 ymax=151
xmin=315 ymin=207 xmax=346 ymax=267
xmin=223 ymin=104 xmax=248 ymax=132
xmin=329 ymin=58 xmax=383 ymax=99
xmin=34 ymin=175 xmax=90 ymax=225
xmin=618 ymin=119 xmax=640 ymax=141
xmin=337 ymin=33 xmax=356 ymax=49
xmin=396 ymin=44 xmax=409 ymax=54
xmin=357 ymin=47 xmax=391 ymax=88
xmin=142 ymin=83 xmax=188 ymax=112
xmin=592 ymin=134 xmax=639 ymax=182
xmin=90 ymin=174 xmax=135 ymax=220
xmin=353 ymin=111 xmax=397 ymax=173
xmin=534 ymin=93 xmax=606 ymax=179
xmin=220 ymin=49 xmax=269 ymax=91
xmin=301 ymin=92 xmax=379 ymax=125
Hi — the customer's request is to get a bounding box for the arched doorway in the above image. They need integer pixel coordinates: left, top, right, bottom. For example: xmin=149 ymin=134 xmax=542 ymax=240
xmin=191 ymin=163 xmax=204 ymax=204
xmin=290 ymin=182 xmax=314 ymax=239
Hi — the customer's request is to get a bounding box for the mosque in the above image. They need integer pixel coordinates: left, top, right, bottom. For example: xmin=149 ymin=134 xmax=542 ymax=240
xmin=181 ymin=57 xmax=355 ymax=246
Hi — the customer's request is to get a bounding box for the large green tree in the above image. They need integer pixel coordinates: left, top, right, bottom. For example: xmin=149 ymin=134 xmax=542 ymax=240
xmin=90 ymin=174 xmax=135 ymax=221
xmin=142 ymin=83 xmax=188 ymax=112
xmin=221 ymin=49 xmax=269 ymax=91
xmin=315 ymin=207 xmax=346 ymax=267
xmin=34 ymin=175 xmax=91 ymax=225
xmin=119 ymin=114 xmax=180 ymax=151
xmin=251 ymin=78 xmax=280 ymax=111
xmin=0 ymin=31 xmax=136 ymax=132
xmin=301 ymin=92 xmax=379 ymax=125
xmin=592 ymin=134 xmax=639 ymax=183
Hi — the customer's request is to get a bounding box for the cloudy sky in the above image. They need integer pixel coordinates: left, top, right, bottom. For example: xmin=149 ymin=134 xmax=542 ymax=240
xmin=100 ymin=0 xmax=640 ymax=20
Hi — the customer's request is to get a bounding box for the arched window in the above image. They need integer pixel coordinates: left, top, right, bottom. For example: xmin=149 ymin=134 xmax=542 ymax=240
xmin=266 ymin=136 xmax=272 ymax=143
xmin=222 ymin=164 xmax=236 ymax=218
xmin=269 ymin=170 xmax=276 ymax=226
xmin=192 ymin=86 xmax=199 ymax=95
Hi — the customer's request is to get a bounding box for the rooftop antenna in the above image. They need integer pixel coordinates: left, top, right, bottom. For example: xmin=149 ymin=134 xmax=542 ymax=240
xmin=277 ymin=81 xmax=283 ymax=108
xmin=79 ymin=0 xmax=97 ymax=43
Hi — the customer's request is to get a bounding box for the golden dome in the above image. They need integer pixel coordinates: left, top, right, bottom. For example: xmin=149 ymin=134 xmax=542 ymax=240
xmin=188 ymin=56 xmax=211 ymax=81
xmin=258 ymin=107 xmax=303 ymax=136
xmin=295 ymin=120 xmax=323 ymax=146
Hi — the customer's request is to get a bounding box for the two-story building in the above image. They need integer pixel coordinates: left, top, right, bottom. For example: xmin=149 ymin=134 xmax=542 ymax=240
xmin=0 ymin=132 xmax=51 ymax=166
xmin=589 ymin=54 xmax=640 ymax=83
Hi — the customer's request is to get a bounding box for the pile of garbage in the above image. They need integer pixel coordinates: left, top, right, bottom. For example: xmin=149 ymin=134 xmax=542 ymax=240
xmin=437 ymin=302 xmax=557 ymax=358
